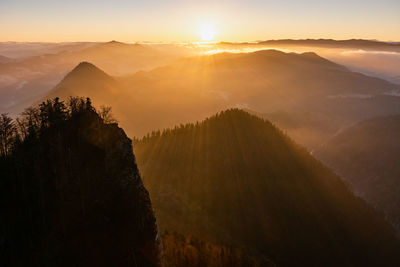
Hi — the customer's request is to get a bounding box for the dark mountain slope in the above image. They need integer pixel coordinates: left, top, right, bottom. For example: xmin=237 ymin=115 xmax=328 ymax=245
xmin=133 ymin=109 xmax=400 ymax=267
xmin=0 ymin=98 xmax=161 ymax=267
xmin=316 ymin=115 xmax=400 ymax=233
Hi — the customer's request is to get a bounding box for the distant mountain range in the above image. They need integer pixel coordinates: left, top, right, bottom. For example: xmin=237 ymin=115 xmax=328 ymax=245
xmin=2 ymin=39 xmax=399 ymax=116
xmin=133 ymin=109 xmax=400 ymax=266
xmin=0 ymin=42 xmax=98 ymax=58
xmin=217 ymin=39 xmax=400 ymax=85
xmin=259 ymin=39 xmax=400 ymax=50
xmin=219 ymin=39 xmax=400 ymax=52
xmin=39 ymin=49 xmax=400 ymax=149
xmin=0 ymin=41 xmax=192 ymax=114
xmin=316 ymin=115 xmax=400 ymax=234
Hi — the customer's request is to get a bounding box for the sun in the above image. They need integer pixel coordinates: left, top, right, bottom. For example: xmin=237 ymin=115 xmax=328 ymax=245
xmin=198 ymin=22 xmax=217 ymax=42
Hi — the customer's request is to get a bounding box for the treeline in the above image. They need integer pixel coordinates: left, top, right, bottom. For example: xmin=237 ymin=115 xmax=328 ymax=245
xmin=133 ymin=109 xmax=287 ymax=145
xmin=161 ymin=231 xmax=260 ymax=267
xmin=0 ymin=97 xmax=116 ymax=158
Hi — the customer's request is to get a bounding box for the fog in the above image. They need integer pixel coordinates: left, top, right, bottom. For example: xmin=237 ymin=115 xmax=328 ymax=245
xmin=197 ymin=43 xmax=400 ymax=84
xmin=1 ymin=41 xmax=400 ymax=150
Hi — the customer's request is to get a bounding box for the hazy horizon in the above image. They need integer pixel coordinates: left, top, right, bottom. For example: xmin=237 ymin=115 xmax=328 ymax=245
xmin=0 ymin=38 xmax=399 ymax=44
xmin=1 ymin=0 xmax=399 ymax=42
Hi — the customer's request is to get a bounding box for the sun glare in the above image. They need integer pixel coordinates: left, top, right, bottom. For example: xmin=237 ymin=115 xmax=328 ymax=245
xmin=198 ymin=22 xmax=217 ymax=42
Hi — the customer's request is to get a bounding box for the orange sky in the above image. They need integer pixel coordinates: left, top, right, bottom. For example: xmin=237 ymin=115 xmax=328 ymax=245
xmin=1 ymin=0 xmax=399 ymax=42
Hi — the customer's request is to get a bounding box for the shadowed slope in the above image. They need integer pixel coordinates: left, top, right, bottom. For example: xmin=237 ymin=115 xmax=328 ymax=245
xmin=316 ymin=115 xmax=400 ymax=233
xmin=133 ymin=109 xmax=400 ymax=266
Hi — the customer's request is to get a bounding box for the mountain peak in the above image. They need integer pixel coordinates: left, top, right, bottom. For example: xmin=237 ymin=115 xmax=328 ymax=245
xmin=301 ymin=51 xmax=319 ymax=57
xmin=105 ymin=40 xmax=127 ymax=46
xmin=74 ymin=61 xmax=98 ymax=70
xmin=253 ymin=49 xmax=286 ymax=56
xmin=100 ymin=40 xmax=143 ymax=49
xmin=108 ymin=40 xmax=122 ymax=44
xmin=67 ymin=61 xmax=112 ymax=80
xmin=47 ymin=62 xmax=116 ymax=100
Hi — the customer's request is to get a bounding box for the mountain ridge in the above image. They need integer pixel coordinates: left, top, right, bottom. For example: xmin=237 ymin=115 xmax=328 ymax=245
xmin=133 ymin=108 xmax=400 ymax=266
xmin=43 ymin=50 xmax=400 ymax=149
xmin=219 ymin=39 xmax=400 ymax=51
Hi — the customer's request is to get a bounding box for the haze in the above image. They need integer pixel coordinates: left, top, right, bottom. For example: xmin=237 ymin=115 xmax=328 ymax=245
xmin=1 ymin=0 xmax=399 ymax=42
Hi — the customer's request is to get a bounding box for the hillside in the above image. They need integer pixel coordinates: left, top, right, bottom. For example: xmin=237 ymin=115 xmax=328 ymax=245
xmin=316 ymin=115 xmax=400 ymax=233
xmin=0 ymin=98 xmax=161 ymax=267
xmin=0 ymin=55 xmax=13 ymax=64
xmin=133 ymin=109 xmax=400 ymax=266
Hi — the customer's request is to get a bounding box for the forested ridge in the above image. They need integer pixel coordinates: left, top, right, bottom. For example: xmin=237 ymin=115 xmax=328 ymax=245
xmin=134 ymin=109 xmax=400 ymax=266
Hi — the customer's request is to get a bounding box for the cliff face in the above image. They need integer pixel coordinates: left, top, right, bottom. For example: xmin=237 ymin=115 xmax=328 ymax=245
xmin=0 ymin=103 xmax=161 ymax=267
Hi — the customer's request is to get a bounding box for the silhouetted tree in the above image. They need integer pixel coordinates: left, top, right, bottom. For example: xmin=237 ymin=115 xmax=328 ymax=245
xmin=161 ymin=231 xmax=259 ymax=267
xmin=0 ymin=113 xmax=16 ymax=156
xmin=98 ymin=105 xmax=117 ymax=124
xmin=85 ymin=97 xmax=94 ymax=112
xmin=16 ymin=107 xmax=41 ymax=140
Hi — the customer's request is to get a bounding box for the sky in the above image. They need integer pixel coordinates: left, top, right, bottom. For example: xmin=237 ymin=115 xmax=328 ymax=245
xmin=0 ymin=0 xmax=399 ymax=42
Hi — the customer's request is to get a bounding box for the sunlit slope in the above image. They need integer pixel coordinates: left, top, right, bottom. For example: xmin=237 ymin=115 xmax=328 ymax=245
xmin=316 ymin=115 xmax=400 ymax=233
xmin=125 ymin=49 xmax=400 ymax=147
xmin=0 ymin=41 xmax=190 ymax=115
xmin=46 ymin=49 xmax=400 ymax=147
xmin=46 ymin=61 xmax=225 ymax=138
xmin=0 ymin=54 xmax=12 ymax=63
xmin=133 ymin=109 xmax=400 ymax=266
xmin=48 ymin=62 xmax=118 ymax=99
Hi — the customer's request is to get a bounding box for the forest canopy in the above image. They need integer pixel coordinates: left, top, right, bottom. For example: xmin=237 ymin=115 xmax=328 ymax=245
xmin=0 ymin=97 xmax=116 ymax=158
